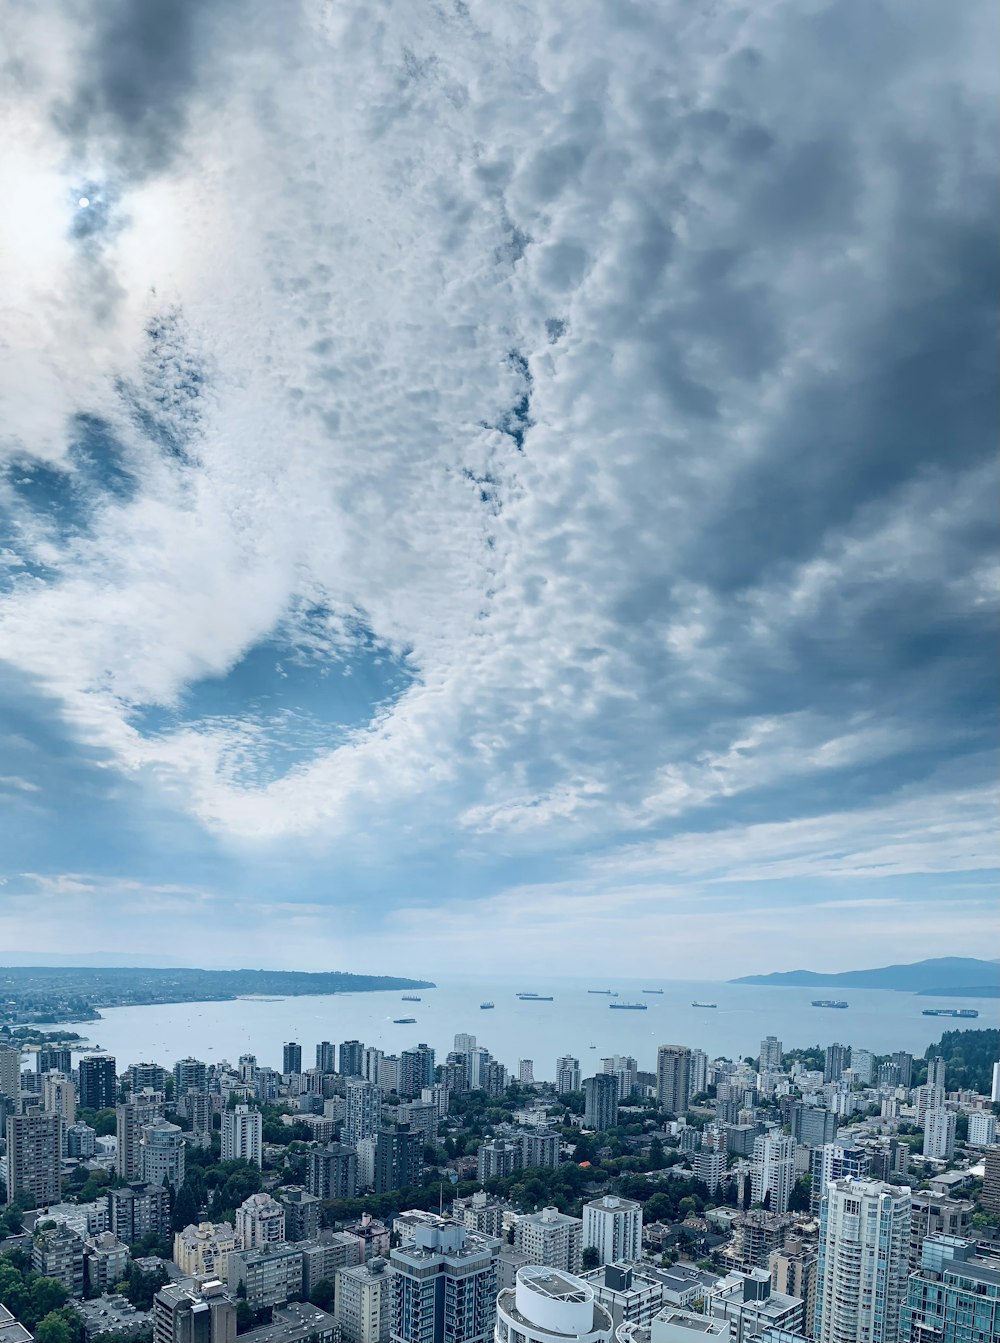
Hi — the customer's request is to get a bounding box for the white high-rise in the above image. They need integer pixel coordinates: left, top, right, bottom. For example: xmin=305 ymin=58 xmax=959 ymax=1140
xmin=235 ymin=1192 xmax=285 ymax=1249
xmin=968 ymin=1111 xmax=998 ymax=1147
xmin=926 ymin=1057 xmax=946 ymax=1090
xmin=496 ymin=1267 xmax=612 ymax=1343
xmin=922 ymin=1109 xmax=956 ymax=1160
xmin=815 ymin=1178 xmax=910 ymax=1343
xmin=750 ymin=1132 xmax=796 ymax=1214
xmin=600 ymin=1056 xmax=637 ymax=1102
xmin=345 ymin=1080 xmax=381 ymax=1147
xmin=759 ymin=1037 xmax=783 ymax=1070
xmin=690 ymin=1049 xmax=709 ymax=1098
xmin=222 ymin=1103 xmax=263 ymax=1168
xmin=582 ymin=1195 xmax=641 ymax=1267
xmin=556 ymin=1057 xmax=581 ymax=1093
xmin=454 ymin=1034 xmax=477 ymax=1055
xmin=991 ymin=1062 xmax=1000 ymax=1104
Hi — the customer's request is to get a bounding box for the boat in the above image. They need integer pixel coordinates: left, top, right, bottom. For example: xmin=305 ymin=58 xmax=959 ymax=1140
xmin=642 ymin=989 xmax=663 ymax=995
xmin=609 ymin=1001 xmax=647 ymax=1010
xmin=921 ymin=1008 xmax=979 ymax=1018
xmin=393 ymin=1017 xmax=417 ymax=1024
xmin=588 ymin=989 xmax=617 ymax=996
xmin=588 ymin=1043 xmax=597 ymax=1049
xmin=517 ymin=993 xmax=554 ymax=1001
xmin=691 ymin=1001 xmax=717 ymax=1008
xmin=480 ymin=1002 xmax=495 ymax=1010
xmin=812 ymin=1000 xmax=849 ymax=1009
xmin=401 ymin=995 xmax=421 ymax=1002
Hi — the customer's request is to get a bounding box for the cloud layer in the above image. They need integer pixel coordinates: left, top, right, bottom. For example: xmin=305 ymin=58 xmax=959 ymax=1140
xmin=0 ymin=0 xmax=995 ymax=973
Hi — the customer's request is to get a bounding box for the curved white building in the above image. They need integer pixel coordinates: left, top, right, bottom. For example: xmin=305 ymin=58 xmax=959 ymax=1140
xmin=497 ymin=1266 xmax=613 ymax=1343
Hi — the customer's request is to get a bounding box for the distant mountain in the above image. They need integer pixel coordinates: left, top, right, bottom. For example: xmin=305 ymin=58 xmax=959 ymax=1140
xmin=731 ymin=957 xmax=999 ymax=995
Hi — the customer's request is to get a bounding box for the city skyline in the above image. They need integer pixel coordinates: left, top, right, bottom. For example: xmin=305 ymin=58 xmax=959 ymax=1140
xmin=0 ymin=0 xmax=996 ymax=975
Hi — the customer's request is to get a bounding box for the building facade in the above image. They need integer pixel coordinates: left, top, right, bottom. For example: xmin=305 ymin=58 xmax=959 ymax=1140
xmin=815 ymin=1178 xmax=910 ymax=1343
xmin=390 ymin=1222 xmax=497 ymax=1343
xmin=582 ymin=1197 xmax=642 ymax=1268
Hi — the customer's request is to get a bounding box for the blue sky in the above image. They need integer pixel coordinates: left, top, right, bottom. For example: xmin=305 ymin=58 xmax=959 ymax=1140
xmin=0 ymin=0 xmax=996 ymax=977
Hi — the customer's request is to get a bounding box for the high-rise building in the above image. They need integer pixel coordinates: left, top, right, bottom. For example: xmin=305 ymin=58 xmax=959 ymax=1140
xmin=556 ymin=1058 xmax=581 ymax=1094
xmin=173 ymin=1222 xmax=238 ymax=1279
xmin=495 ymin=1266 xmax=612 ymax=1343
xmin=656 ymin=1046 xmax=691 ymax=1115
xmin=307 ymin=1142 xmax=359 ymax=1200
xmin=235 ymin=1192 xmax=285 ymax=1250
xmin=117 ymin=1091 xmax=167 ymax=1181
xmin=690 ymin=1050 xmax=709 ymax=1099
xmin=693 ymin=1146 xmax=726 ymax=1194
xmin=173 ymin=1058 xmax=208 ymax=1096
xmin=0 ymin=1045 xmax=22 ymax=1101
xmin=908 ymin=1192 xmax=973 ymax=1270
xmin=927 ymin=1057 xmax=947 ymax=1090
xmin=31 ymin=1222 xmax=85 ymax=1298
xmin=154 ymin=1279 xmax=236 ymax=1343
xmin=982 ymin=1145 xmax=1000 ymax=1213
xmin=770 ymin=1239 xmax=817 ymax=1340
xmin=108 ymin=1181 xmax=170 ymax=1244
xmin=823 ymin=1046 xmax=848 ymax=1085
xmin=760 ymin=1038 xmax=784 ymax=1070
xmin=276 ymin=1186 xmax=322 ymax=1243
xmin=37 ymin=1047 xmax=73 ymax=1075
xmin=815 ymin=1178 xmax=910 ymax=1343
xmin=915 ymin=1085 xmax=946 ymax=1128
xmin=477 ymin=1137 xmax=522 ymax=1182
xmin=227 ymin=1243 xmax=303 ymax=1310
xmin=6 ymin=1111 xmax=61 ymax=1207
xmin=390 ymin=1222 xmax=498 ymax=1343
xmin=992 ymin=1062 xmax=1000 ymax=1104
xmin=181 ymin=1089 xmax=214 ymax=1144
xmin=84 ymin=1231 xmax=129 ymax=1295
xmin=222 ymin=1104 xmax=263 ymax=1168
xmin=340 ymin=1041 xmax=365 ymax=1078
xmin=283 ymin=1043 xmax=303 ymax=1075
xmin=582 ymin=1196 xmax=641 ymax=1267
xmin=968 ymin=1111 xmax=997 ymax=1147
xmin=140 ymin=1118 xmax=186 ymax=1189
xmin=514 ymin=1207 xmax=583 ymax=1274
xmin=583 ymin=1074 xmax=619 ymax=1131
xmin=337 ymin=1256 xmax=392 ymax=1343
xmin=519 ymin=1060 xmax=535 ymax=1084
xmin=922 ymin=1109 xmax=956 ymax=1160
xmin=601 ymin=1056 xmax=638 ymax=1102
xmin=399 ymin=1045 xmax=435 ymax=1099
xmin=363 ymin=1048 xmax=385 ymax=1086
xmin=809 ymin=1144 xmax=870 ymax=1216
xmin=849 ymin=1050 xmax=873 ymax=1085
xmin=791 ymin=1103 xmax=838 ymax=1148
xmin=301 ymin=1234 xmax=362 ymax=1297
xmin=78 ymin=1055 xmax=117 ymax=1111
xmin=127 ymin=1062 xmax=168 ymax=1095
xmin=900 ymin=1234 xmax=1000 ymax=1343
xmin=374 ymin=1125 xmax=422 ymax=1193
xmin=41 ymin=1073 xmax=76 ymax=1127
xmin=345 ymin=1080 xmax=381 ymax=1148
xmin=454 ymin=1034 xmax=476 ymax=1055
xmin=316 ymin=1042 xmax=336 ymax=1073
xmin=751 ymin=1132 xmax=796 ymax=1214
xmin=891 ymin=1052 xmax=914 ymax=1090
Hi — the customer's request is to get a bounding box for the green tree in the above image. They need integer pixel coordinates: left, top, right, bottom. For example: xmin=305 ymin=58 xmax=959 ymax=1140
xmin=308 ymin=1279 xmax=335 ymax=1312
xmin=29 ymin=1277 xmax=69 ymax=1325
xmin=789 ymin=1175 xmax=811 ymax=1213
xmin=581 ymin=1247 xmax=600 ymax=1271
xmin=34 ymin=1313 xmax=71 ymax=1343
xmin=172 ymin=1183 xmax=200 ymax=1232
xmin=236 ymin=1301 xmax=254 ymax=1333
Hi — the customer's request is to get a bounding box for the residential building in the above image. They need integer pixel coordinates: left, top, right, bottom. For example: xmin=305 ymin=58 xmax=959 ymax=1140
xmin=922 ymin=1110 xmax=956 ymax=1161
xmin=84 ymin=1232 xmax=130 ymax=1294
xmin=7 ymin=1111 xmax=61 ymax=1207
xmin=300 ymin=1233 xmax=362 ymax=1298
xmin=478 ymin=1138 xmax=522 ymax=1182
xmin=584 ymin=1075 xmax=619 ymax=1131
xmin=316 ymin=1043 xmax=336 ymax=1074
xmin=602 ymin=1057 xmax=638 ymax=1102
xmin=181 ymin=1089 xmax=214 ymax=1144
xmin=514 ymin=1207 xmax=583 ymax=1274
xmin=41 ymin=1072 xmax=76 ymax=1126
xmin=915 ymin=1086 xmax=945 ymax=1129
xmin=557 ymin=1058 xmax=582 ymax=1094
xmin=76 ymin=1293 xmax=151 ymax=1341
xmin=983 ymin=1146 xmax=1000 ymax=1213
xmin=452 ymin=1191 xmax=511 ymax=1240
xmin=79 ymin=1056 xmax=118 ymax=1111
xmin=117 ymin=1092 xmax=166 ymax=1182
xmin=284 ymin=1043 xmax=303 ymax=1075
xmin=390 ymin=1221 xmax=498 ymax=1343
xmin=109 ymin=1182 xmax=171 ymax=1245
xmin=174 ymin=1222 xmax=237 ymax=1278
xmin=992 ymin=1063 xmax=1000 ymax=1104
xmin=790 ymin=1105 xmax=837 ymax=1148
xmin=38 ymin=1048 xmax=73 ymax=1074
xmin=495 ymin=1266 xmax=613 ymax=1343
xmin=239 ymin=1303 xmax=338 ymax=1343
xmin=308 ymin=1142 xmax=359 ymax=1200
xmin=655 ymin=1047 xmax=691 ymax=1116
xmin=769 ymin=1241 xmax=817 ymax=1341
xmin=0 ymin=1046 xmax=22 ymax=1103
xmin=690 ymin=1051 xmax=709 ymax=1099
xmin=583 ymin=1197 xmax=642 ymax=1268
xmin=519 ymin=1061 xmax=535 ymax=1084
xmin=127 ymin=1064 xmax=168 ymax=1096
xmin=908 ymin=1193 xmax=973 ymax=1271
xmin=222 ymin=1104 xmax=262 ymax=1168
xmin=823 ymin=1047 xmax=848 ymax=1086
xmin=644 ymin=1309 xmax=728 ymax=1343
xmin=66 ymin=1121 xmax=98 ymax=1158
xmin=967 ymin=1111 xmax=997 ymax=1147
xmin=814 ymin=1178 xmax=910 ymax=1343
xmin=900 ymin=1234 xmax=1000 ymax=1343
xmin=692 ymin=1147 xmax=726 ymax=1195
xmin=345 ymin=1080 xmax=381 ymax=1148
xmin=374 ymin=1124 xmax=422 ymax=1194
xmin=173 ymin=1058 xmax=208 ymax=1096
xmin=849 ymin=1051 xmax=874 ymax=1086
xmin=760 ymin=1039 xmax=784 ymax=1071
xmin=522 ymin=1128 xmax=560 ymax=1169
xmin=236 ymin=1193 xmax=285 ymax=1250
xmin=153 ymin=1279 xmax=236 ymax=1343
xmin=926 ymin=1057 xmax=946 ymax=1090
xmin=580 ymin=1264 xmax=669 ymax=1332
xmin=278 ymin=1187 xmax=323 ymax=1243
xmin=708 ymin=1269 xmax=804 ymax=1343
xmin=395 ymin=1101 xmax=438 ymax=1147
xmin=228 ymin=1242 xmax=304 ymax=1310
xmin=32 ymin=1222 xmax=85 ymax=1297
xmin=729 ymin=1212 xmax=795 ymax=1272
xmin=399 ymin=1046 xmax=435 ymax=1100
xmin=751 ymin=1133 xmax=796 ymax=1214
xmin=808 ymin=1145 xmax=870 ymax=1217
xmin=337 ymin=1257 xmax=392 ymax=1343
xmin=140 ymin=1118 xmax=185 ymax=1189
xmin=336 ymin=1040 xmax=364 ymax=1078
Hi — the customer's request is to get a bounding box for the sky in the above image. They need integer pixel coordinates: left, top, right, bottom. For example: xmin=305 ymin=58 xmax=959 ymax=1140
xmin=0 ymin=0 xmax=996 ymax=980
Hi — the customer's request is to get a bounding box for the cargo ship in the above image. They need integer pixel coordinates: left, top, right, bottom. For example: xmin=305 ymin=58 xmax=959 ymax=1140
xmin=691 ymin=1001 xmax=717 ymax=1008
xmin=401 ymin=995 xmax=421 ymax=1002
xmin=588 ymin=989 xmax=617 ymax=996
xmin=517 ymin=993 xmax=554 ymax=1001
xmin=480 ymin=1001 xmax=494 ymax=1009
xmin=393 ymin=1017 xmax=417 ymax=1024
xmin=812 ymin=1000 xmax=849 ymax=1009
xmin=642 ymin=989 xmax=664 ymax=995
xmin=921 ymin=1007 xmax=979 ymax=1018
xmin=609 ymin=1001 xmax=647 ymax=1010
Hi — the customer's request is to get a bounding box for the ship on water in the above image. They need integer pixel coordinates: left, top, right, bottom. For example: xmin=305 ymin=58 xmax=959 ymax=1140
xmin=691 ymin=1001 xmax=717 ymax=1008
xmin=588 ymin=989 xmax=617 ymax=996
xmin=609 ymin=1001 xmax=647 ymax=1010
xmin=812 ymin=999 xmax=849 ymax=1008
xmin=642 ymin=989 xmax=663 ymax=994
xmin=480 ymin=1001 xmax=494 ymax=1009
xmin=393 ymin=1017 xmax=417 ymax=1024
xmin=517 ymin=992 xmax=554 ymax=1001
xmin=921 ymin=1007 xmax=978 ymax=1018
xmin=401 ymin=995 xmax=421 ymax=1002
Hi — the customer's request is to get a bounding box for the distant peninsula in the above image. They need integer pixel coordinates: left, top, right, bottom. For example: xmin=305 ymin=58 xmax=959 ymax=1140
xmin=732 ymin=956 xmax=998 ymax=997
xmin=0 ymin=966 xmax=436 ymax=1025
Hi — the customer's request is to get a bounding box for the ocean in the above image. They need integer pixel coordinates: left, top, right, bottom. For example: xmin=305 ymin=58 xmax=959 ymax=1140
xmin=37 ymin=974 xmax=997 ymax=1078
